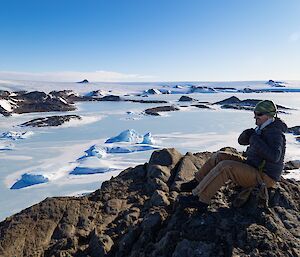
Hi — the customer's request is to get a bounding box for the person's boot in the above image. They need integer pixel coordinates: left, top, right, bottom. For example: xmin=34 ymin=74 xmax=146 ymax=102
xmin=177 ymin=195 xmax=208 ymax=211
xmin=180 ymin=178 xmax=199 ymax=192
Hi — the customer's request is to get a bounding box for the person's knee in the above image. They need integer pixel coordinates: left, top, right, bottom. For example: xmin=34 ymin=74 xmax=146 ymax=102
xmin=215 ymin=160 xmax=233 ymax=171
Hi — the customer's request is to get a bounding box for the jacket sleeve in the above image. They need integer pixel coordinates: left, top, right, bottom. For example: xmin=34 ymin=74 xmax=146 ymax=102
xmin=249 ymin=131 xmax=284 ymax=163
xmin=238 ymin=129 xmax=255 ymax=145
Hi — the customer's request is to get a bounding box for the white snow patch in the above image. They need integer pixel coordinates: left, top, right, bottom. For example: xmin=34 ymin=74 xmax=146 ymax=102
xmin=0 ymin=141 xmax=14 ymax=151
xmin=283 ymin=169 xmax=300 ymax=181
xmin=0 ymin=99 xmax=13 ymax=112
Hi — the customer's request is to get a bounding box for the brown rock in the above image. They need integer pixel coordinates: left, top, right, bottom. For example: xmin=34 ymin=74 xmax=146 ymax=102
xmin=148 ymin=148 xmax=182 ymax=170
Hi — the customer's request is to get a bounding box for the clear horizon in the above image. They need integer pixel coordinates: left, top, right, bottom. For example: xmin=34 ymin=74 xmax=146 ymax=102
xmin=1 ymin=0 xmax=300 ymax=82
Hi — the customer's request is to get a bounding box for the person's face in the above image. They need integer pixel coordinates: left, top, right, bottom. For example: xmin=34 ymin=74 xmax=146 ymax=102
xmin=254 ymin=112 xmax=270 ymax=126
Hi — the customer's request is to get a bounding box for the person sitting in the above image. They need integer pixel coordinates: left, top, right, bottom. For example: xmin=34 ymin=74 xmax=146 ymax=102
xmin=178 ymin=100 xmax=287 ymax=212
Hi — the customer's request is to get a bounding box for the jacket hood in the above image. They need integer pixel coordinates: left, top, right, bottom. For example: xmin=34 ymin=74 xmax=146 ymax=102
xmin=267 ymin=118 xmax=288 ymax=133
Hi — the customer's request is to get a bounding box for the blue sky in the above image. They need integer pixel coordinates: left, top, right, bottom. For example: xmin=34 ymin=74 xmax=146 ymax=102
xmin=0 ymin=0 xmax=299 ymax=82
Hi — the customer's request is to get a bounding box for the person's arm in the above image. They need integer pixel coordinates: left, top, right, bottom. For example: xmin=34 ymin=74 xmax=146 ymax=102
xmin=249 ymin=131 xmax=284 ymax=162
xmin=238 ymin=128 xmax=255 ymax=145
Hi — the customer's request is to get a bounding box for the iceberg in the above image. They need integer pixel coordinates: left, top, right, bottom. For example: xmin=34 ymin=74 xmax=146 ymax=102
xmin=1 ymin=131 xmax=33 ymax=140
xmin=78 ymin=144 xmax=107 ymax=160
xmin=140 ymin=132 xmax=155 ymax=145
xmin=70 ymin=167 xmax=113 ymax=175
xmin=105 ymin=129 xmax=142 ymax=144
xmin=79 ymin=143 xmax=158 ymax=160
xmin=11 ymin=173 xmax=49 ymax=189
xmin=105 ymin=145 xmax=158 ymax=154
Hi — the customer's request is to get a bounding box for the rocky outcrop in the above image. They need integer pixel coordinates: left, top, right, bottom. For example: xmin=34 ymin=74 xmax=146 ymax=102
xmin=126 ymin=99 xmax=168 ymax=104
xmin=287 ymin=126 xmax=300 ymax=142
xmin=214 ymin=96 xmax=292 ymax=112
xmin=0 ymin=148 xmax=299 ymax=257
xmin=288 ymin=126 xmax=300 ymax=135
xmin=191 ymin=104 xmax=211 ymax=109
xmin=20 ymin=115 xmax=82 ymax=127
xmin=0 ymin=91 xmax=76 ymax=116
xmin=144 ymin=106 xmax=180 ymax=116
xmin=99 ymin=95 xmax=122 ymax=101
xmin=266 ymin=80 xmax=285 ymax=88
xmin=78 ymin=79 xmax=89 ymax=84
xmin=284 ymin=160 xmax=300 ymax=170
xmin=178 ymin=96 xmax=196 ymax=102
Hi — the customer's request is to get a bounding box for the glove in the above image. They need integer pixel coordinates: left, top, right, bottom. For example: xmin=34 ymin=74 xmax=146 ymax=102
xmin=244 ymin=128 xmax=255 ymax=138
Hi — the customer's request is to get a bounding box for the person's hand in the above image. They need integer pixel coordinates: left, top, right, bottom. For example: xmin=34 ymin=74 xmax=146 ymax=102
xmin=244 ymin=128 xmax=255 ymax=138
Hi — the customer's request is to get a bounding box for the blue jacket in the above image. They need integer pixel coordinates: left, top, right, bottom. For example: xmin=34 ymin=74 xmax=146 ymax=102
xmin=238 ymin=118 xmax=287 ymax=181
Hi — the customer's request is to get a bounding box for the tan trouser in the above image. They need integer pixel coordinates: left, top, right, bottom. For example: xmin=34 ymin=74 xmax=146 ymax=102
xmin=192 ymin=151 xmax=276 ymax=204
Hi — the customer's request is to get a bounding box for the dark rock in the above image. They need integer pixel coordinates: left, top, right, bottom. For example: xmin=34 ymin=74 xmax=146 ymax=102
xmin=214 ymin=96 xmax=292 ymax=112
xmin=77 ymin=79 xmax=89 ymax=83
xmin=214 ymin=96 xmax=241 ymax=105
xmin=214 ymin=87 xmax=236 ymax=91
xmin=0 ymin=90 xmax=11 ymax=98
xmin=0 ymin=106 xmax=11 ymax=117
xmin=85 ymin=90 xmax=104 ymax=98
xmin=20 ymin=115 xmax=81 ymax=127
xmin=178 ymin=96 xmax=196 ymax=102
xmin=147 ymin=165 xmax=171 ymax=183
xmin=150 ymin=190 xmax=170 ymax=207
xmin=88 ymin=230 xmax=114 ymax=257
xmin=266 ymin=80 xmax=285 ymax=87
xmin=288 ymin=126 xmax=300 ymax=135
xmin=49 ymin=90 xmax=80 ymax=103
xmin=171 ymin=152 xmax=211 ymax=192
xmin=126 ymin=99 xmax=168 ymax=104
xmin=99 ymin=95 xmax=122 ymax=101
xmin=284 ymin=160 xmax=300 ymax=170
xmin=9 ymin=91 xmax=77 ymax=114
xmin=148 ymin=148 xmax=182 ymax=169
xmin=191 ymin=104 xmax=211 ymax=109
xmin=144 ymin=88 xmax=161 ymax=94
xmin=144 ymin=105 xmax=180 ymax=116
xmin=0 ymin=148 xmax=299 ymax=257
xmin=190 ymin=86 xmax=216 ymax=93
xmin=21 ymin=91 xmax=47 ymax=101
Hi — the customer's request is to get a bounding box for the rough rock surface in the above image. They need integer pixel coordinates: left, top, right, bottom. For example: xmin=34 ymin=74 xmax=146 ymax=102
xmin=144 ymin=106 xmax=180 ymax=116
xmin=0 ymin=90 xmax=76 ymax=116
xmin=20 ymin=115 xmax=82 ymax=127
xmin=0 ymin=148 xmax=299 ymax=257
xmin=288 ymin=126 xmax=300 ymax=135
xmin=178 ymin=96 xmax=196 ymax=102
xmin=191 ymin=104 xmax=211 ymax=109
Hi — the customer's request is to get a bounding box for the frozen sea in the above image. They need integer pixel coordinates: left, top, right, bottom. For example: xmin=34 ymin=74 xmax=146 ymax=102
xmin=0 ymin=80 xmax=300 ymax=221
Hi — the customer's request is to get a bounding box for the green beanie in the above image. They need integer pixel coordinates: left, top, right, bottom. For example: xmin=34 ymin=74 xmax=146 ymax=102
xmin=254 ymin=100 xmax=277 ymax=117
